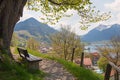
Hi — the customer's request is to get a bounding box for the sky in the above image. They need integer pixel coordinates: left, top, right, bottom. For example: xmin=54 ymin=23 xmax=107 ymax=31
xmin=20 ymin=0 xmax=120 ymax=35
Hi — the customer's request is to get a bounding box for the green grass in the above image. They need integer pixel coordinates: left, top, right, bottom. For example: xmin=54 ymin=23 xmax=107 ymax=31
xmin=0 ymin=54 xmax=45 ymax=80
xmin=28 ymin=49 xmax=104 ymax=80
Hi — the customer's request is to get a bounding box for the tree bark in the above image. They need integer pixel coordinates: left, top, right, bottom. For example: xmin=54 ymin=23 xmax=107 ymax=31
xmin=0 ymin=0 xmax=27 ymax=58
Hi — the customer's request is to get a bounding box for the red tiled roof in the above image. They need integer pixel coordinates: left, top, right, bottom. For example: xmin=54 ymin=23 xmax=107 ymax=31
xmin=84 ymin=58 xmax=92 ymax=66
xmin=74 ymin=58 xmax=92 ymax=66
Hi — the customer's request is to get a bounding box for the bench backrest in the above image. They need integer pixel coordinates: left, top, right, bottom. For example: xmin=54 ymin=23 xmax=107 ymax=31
xmin=17 ymin=48 xmax=29 ymax=58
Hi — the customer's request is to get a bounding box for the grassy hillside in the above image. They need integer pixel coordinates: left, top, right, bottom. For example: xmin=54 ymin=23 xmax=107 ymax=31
xmin=0 ymin=55 xmax=45 ymax=80
xmin=6 ymin=48 xmax=103 ymax=80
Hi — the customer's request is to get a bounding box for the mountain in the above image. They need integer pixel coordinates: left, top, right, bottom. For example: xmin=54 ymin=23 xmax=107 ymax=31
xmin=14 ymin=17 xmax=57 ymax=43
xmin=81 ymin=24 xmax=120 ymax=42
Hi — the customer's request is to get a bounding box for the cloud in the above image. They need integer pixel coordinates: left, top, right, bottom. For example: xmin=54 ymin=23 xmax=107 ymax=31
xmin=20 ymin=13 xmax=33 ymax=21
xmin=104 ymin=0 xmax=120 ymax=24
xmin=20 ymin=7 xmax=41 ymax=22
xmin=116 ymin=13 xmax=120 ymax=23
xmin=73 ymin=23 xmax=89 ymax=35
xmin=65 ymin=9 xmax=77 ymax=15
xmin=105 ymin=0 xmax=120 ymax=11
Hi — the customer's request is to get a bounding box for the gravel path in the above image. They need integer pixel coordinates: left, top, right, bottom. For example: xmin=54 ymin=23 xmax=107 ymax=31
xmin=39 ymin=59 xmax=76 ymax=80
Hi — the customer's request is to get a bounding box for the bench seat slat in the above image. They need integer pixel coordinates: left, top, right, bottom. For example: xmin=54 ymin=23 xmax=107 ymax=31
xmin=26 ymin=54 xmax=42 ymax=62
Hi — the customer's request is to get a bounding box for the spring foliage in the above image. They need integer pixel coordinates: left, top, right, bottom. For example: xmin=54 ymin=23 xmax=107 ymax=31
xmin=50 ymin=26 xmax=82 ymax=60
xmin=27 ymin=0 xmax=110 ymax=27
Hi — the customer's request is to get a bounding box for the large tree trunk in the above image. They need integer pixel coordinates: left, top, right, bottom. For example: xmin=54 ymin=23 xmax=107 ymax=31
xmin=0 ymin=0 xmax=27 ymax=58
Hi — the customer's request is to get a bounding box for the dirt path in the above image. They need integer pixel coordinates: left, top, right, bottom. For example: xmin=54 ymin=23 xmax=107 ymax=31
xmin=39 ymin=59 xmax=76 ymax=80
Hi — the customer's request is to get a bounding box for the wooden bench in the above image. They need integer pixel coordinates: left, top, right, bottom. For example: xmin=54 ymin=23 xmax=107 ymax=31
xmin=17 ymin=48 xmax=42 ymax=70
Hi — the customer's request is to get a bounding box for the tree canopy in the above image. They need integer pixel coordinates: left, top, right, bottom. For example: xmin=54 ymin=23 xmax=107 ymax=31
xmin=26 ymin=0 xmax=110 ymax=26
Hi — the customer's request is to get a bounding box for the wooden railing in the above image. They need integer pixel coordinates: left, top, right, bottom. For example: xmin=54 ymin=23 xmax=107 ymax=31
xmin=104 ymin=61 xmax=120 ymax=80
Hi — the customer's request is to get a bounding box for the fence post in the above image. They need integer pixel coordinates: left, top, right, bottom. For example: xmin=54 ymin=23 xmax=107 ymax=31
xmin=114 ymin=70 xmax=119 ymax=80
xmin=104 ymin=64 xmax=112 ymax=80
xmin=71 ymin=47 xmax=75 ymax=62
xmin=80 ymin=52 xmax=84 ymax=67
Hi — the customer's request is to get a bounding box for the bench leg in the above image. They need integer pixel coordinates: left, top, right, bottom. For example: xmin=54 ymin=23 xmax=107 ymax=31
xmin=28 ymin=61 xmax=39 ymax=70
